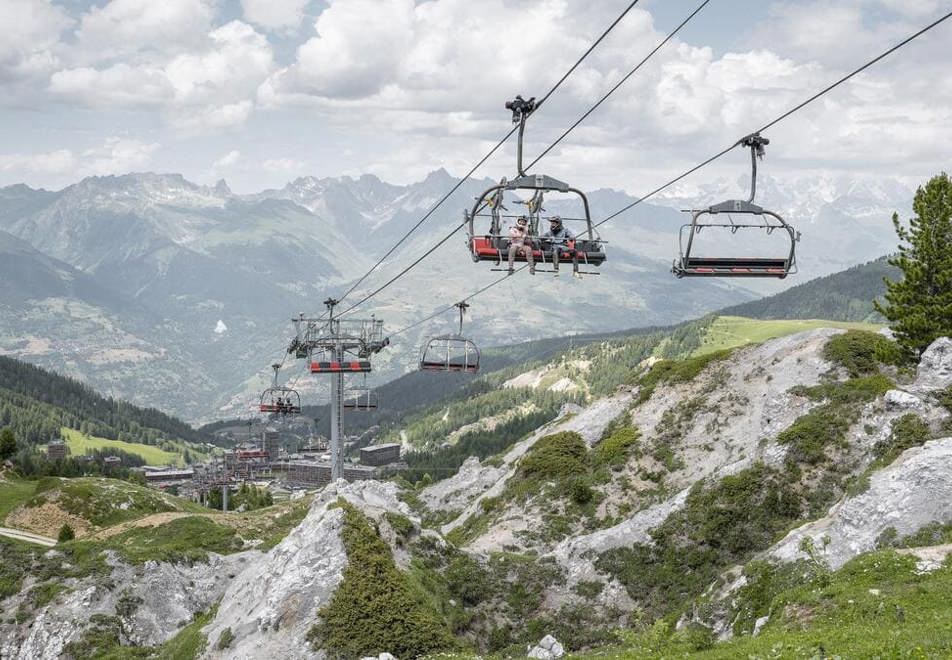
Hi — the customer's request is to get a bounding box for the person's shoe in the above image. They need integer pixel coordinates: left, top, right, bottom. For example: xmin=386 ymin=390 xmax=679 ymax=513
xmin=573 ymin=271 xmax=582 ymax=279
xmin=507 ymin=268 xmax=515 ymax=275
xmin=553 ymin=270 xmax=560 ymax=278
xmin=529 ymin=268 xmax=536 ymax=275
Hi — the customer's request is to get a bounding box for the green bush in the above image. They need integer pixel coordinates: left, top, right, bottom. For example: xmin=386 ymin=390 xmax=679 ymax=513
xmin=874 ymin=414 xmax=932 ymax=464
xmin=309 ymin=501 xmax=455 ymax=659
xmin=777 ymin=407 xmax=851 ymax=465
xmin=216 ymin=627 xmax=234 ymax=651
xmin=518 ymin=432 xmax=588 ymax=481
xmin=594 ymin=426 xmax=640 ymax=467
xmin=569 ymin=477 xmax=594 ymax=505
xmin=823 ymin=330 xmax=904 ymax=377
xmin=444 ymin=555 xmax=490 ymax=606
xmin=57 ymin=524 xmax=75 ymax=543
xmin=637 ymin=349 xmax=734 ymax=403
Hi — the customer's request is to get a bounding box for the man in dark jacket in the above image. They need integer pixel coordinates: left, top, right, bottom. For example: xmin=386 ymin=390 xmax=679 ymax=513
xmin=542 ymin=216 xmax=578 ymax=277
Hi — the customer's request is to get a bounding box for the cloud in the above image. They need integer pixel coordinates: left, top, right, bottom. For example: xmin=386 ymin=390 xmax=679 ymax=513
xmin=0 ymin=149 xmax=76 ymax=176
xmin=263 ymin=158 xmax=305 ymax=172
xmin=73 ymin=0 xmax=215 ymax=61
xmin=213 ymin=150 xmax=242 ymax=169
xmin=50 ymin=20 xmax=274 ymax=131
xmin=0 ymin=0 xmax=73 ymax=83
xmin=241 ymin=0 xmax=310 ymax=31
xmin=81 ymin=137 xmax=160 ymax=175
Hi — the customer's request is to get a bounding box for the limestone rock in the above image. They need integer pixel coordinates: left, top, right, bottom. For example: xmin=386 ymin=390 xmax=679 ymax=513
xmin=884 ymin=389 xmax=924 ymax=411
xmin=914 ymin=337 xmax=952 ymax=392
xmin=769 ymin=438 xmax=952 ymax=570
xmin=528 ymin=634 xmax=564 ymax=659
xmin=202 ymin=479 xmax=413 ymax=660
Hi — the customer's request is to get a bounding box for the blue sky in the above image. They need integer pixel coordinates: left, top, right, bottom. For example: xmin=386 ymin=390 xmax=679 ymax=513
xmin=1 ymin=0 xmax=949 ymax=193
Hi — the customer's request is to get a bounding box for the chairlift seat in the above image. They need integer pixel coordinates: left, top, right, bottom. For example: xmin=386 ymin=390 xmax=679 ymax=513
xmin=674 ymin=256 xmax=791 ymax=278
xmin=470 ymin=237 xmax=605 ymax=265
xmin=419 ymin=334 xmax=480 ymax=374
xmin=343 ymin=390 xmax=378 ymax=411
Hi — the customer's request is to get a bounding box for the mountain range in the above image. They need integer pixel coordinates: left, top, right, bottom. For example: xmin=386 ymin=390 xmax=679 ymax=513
xmin=0 ymin=169 xmax=912 ymax=421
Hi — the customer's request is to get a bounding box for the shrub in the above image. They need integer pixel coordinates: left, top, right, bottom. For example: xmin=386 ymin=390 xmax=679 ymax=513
xmin=823 ymin=330 xmax=904 ymax=377
xmin=637 ymin=349 xmax=735 ymax=403
xmin=874 ymin=413 xmax=932 ymax=464
xmin=777 ymin=407 xmax=851 ymax=465
xmin=518 ymin=432 xmax=588 ymax=481
xmin=594 ymin=426 xmax=640 ymax=467
xmin=309 ymin=501 xmax=455 ymax=658
xmin=444 ymin=555 xmax=490 ymax=606
xmin=57 ymin=524 xmax=75 ymax=543
xmin=216 ymin=627 xmax=234 ymax=651
xmin=569 ymin=477 xmax=594 ymax=505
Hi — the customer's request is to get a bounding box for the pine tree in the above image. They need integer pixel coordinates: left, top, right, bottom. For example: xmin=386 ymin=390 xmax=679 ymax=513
xmin=875 ymin=173 xmax=952 ymax=357
xmin=0 ymin=427 xmax=16 ymax=460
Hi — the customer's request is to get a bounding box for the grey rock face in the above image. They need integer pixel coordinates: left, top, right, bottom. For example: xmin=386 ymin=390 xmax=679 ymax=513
xmin=914 ymin=337 xmax=952 ymax=393
xmin=528 ymin=634 xmax=565 ymax=659
xmin=0 ymin=551 xmax=248 ymax=660
xmin=769 ymin=438 xmax=952 ymax=569
xmin=201 ymin=479 xmax=413 ymax=660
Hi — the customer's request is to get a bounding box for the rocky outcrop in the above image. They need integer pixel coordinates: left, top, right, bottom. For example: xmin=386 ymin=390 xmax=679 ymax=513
xmin=1 ymin=551 xmax=248 ymax=660
xmin=528 ymin=634 xmax=565 ymax=659
xmin=201 ymin=480 xmax=413 ymax=660
xmin=913 ymin=337 xmax=952 ymax=393
xmin=769 ymin=437 xmax=952 ymax=570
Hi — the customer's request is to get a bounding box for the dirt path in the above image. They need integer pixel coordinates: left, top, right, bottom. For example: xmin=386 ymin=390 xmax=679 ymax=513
xmin=0 ymin=526 xmax=56 ymax=547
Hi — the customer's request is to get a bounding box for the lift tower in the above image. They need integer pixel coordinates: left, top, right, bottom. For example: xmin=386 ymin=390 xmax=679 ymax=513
xmin=290 ymin=299 xmax=388 ymax=480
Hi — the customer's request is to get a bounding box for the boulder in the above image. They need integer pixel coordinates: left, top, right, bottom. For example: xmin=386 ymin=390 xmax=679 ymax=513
xmin=527 ymin=634 xmax=564 ymax=659
xmin=884 ymin=389 xmax=924 ymax=411
xmin=914 ymin=337 xmax=952 ymax=392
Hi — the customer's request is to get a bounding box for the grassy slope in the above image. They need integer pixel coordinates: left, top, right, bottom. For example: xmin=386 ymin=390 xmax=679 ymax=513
xmin=60 ymin=427 xmax=182 ymax=466
xmin=693 ymin=316 xmax=882 ymax=356
xmin=0 ymin=478 xmax=39 ymax=522
xmin=576 ymin=551 xmax=952 ymax=659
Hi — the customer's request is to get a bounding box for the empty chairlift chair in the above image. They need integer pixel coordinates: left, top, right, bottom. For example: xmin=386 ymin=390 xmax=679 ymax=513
xmin=672 ymin=134 xmax=799 ymax=279
xmin=419 ymin=302 xmax=480 ymax=374
xmin=343 ymin=375 xmax=379 ymax=411
xmin=466 ymin=95 xmax=606 ymax=275
xmin=259 ymin=363 xmax=302 ymax=414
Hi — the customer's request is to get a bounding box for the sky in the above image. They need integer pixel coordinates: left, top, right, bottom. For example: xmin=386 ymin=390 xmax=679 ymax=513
xmin=0 ymin=0 xmax=950 ymax=194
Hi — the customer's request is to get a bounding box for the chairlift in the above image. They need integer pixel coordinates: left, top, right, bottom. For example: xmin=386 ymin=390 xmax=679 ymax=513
xmin=672 ymin=134 xmax=800 ymax=278
xmin=343 ymin=375 xmax=379 ymax=411
xmin=465 ymin=95 xmax=606 ymax=275
xmin=259 ymin=363 xmax=302 ymax=415
xmin=420 ymin=302 xmax=480 ymax=374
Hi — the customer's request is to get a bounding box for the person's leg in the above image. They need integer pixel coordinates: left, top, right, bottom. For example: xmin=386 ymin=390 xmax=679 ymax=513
xmin=526 ymin=245 xmax=535 ymax=274
xmin=552 ymin=246 xmax=560 ymax=272
xmin=508 ymin=242 xmax=516 ymax=272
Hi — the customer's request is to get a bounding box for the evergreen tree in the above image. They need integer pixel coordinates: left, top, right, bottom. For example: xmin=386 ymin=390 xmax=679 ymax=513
xmin=875 ymin=173 xmax=952 ymax=357
xmin=57 ymin=524 xmax=75 ymax=543
xmin=0 ymin=427 xmax=15 ymax=460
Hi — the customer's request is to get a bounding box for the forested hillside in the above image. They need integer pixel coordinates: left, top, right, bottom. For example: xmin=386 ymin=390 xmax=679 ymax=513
xmin=722 ymin=256 xmax=898 ymax=322
xmin=0 ymin=356 xmax=210 ymax=447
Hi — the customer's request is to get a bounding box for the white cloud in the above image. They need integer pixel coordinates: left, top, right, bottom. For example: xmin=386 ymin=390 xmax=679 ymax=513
xmin=241 ymin=0 xmax=309 ymax=31
xmin=73 ymin=0 xmax=215 ymax=61
xmin=263 ymin=158 xmax=305 ymax=172
xmin=213 ymin=150 xmax=242 ymax=169
xmin=50 ymin=20 xmax=274 ymax=131
xmin=0 ymin=149 xmax=76 ymax=175
xmin=282 ymin=0 xmax=416 ymax=98
xmin=0 ymin=0 xmax=73 ymax=82
xmin=81 ymin=137 xmax=160 ymax=175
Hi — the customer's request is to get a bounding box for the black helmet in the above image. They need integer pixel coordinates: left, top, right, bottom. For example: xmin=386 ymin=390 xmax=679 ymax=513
xmin=517 ymin=216 xmax=528 ymax=225
xmin=549 ymin=215 xmax=562 ymax=225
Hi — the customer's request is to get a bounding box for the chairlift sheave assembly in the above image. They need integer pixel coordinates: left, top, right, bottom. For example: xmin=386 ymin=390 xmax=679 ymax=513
xmin=259 ymin=363 xmax=302 ymax=415
xmin=465 ymin=95 xmax=606 ymax=275
xmin=672 ymin=134 xmax=800 ymax=279
xmin=419 ymin=302 xmax=480 ymax=374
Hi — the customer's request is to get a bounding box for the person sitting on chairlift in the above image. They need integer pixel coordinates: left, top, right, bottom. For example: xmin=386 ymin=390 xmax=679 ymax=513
xmin=542 ymin=216 xmax=579 ymax=277
xmin=508 ymin=216 xmax=535 ymax=275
